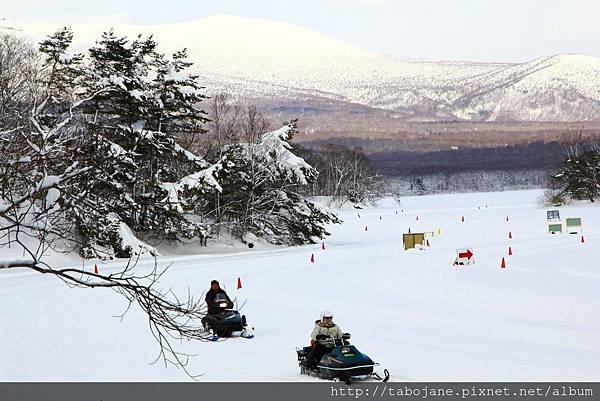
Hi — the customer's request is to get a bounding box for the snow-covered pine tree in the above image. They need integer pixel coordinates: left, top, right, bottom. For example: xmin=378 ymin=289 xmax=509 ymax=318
xmin=195 ymin=121 xmax=340 ymax=245
xmin=20 ymin=28 xmax=136 ymax=258
xmin=0 ymin=28 xmax=116 ymax=259
xmin=63 ymin=30 xmax=211 ymax=257
xmin=553 ymin=143 xmax=600 ymax=202
xmin=25 ymin=28 xmax=89 ymax=241
xmin=18 ymin=29 xmax=210 ymax=258
xmin=5 ymin=28 xmax=337 ymax=257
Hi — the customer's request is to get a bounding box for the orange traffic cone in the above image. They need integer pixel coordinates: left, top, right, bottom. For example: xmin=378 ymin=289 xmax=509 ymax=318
xmin=310 ymin=254 xmax=315 ymax=263
xmin=508 ymin=231 xmax=512 ymax=239
xmin=94 ymin=264 xmax=98 ymax=274
xmin=508 ymin=246 xmax=513 ymax=256
xmin=237 ymin=277 xmax=242 ymax=290
xmin=501 ymin=257 xmax=506 ymax=269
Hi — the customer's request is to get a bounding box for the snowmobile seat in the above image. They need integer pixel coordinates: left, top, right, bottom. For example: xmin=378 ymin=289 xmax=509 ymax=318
xmin=296 ymin=346 xmax=312 ymax=361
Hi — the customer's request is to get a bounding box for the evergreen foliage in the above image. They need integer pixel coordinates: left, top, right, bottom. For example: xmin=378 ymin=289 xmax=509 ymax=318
xmin=0 ymin=28 xmax=339 ymax=258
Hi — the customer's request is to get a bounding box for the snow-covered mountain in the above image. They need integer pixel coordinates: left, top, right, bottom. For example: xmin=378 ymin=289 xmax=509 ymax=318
xmin=14 ymin=15 xmax=600 ymax=121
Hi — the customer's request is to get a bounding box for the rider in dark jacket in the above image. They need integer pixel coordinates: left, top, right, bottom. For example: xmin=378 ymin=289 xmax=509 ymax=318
xmin=205 ymin=280 xmax=233 ymax=315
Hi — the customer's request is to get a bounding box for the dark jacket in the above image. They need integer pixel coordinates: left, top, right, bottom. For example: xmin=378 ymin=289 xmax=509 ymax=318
xmin=205 ymin=288 xmax=233 ymax=314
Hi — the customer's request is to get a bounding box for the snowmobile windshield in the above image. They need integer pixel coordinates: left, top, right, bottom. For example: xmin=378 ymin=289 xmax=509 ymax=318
xmin=213 ymin=293 xmax=231 ymax=309
xmin=214 ymin=293 xmax=229 ymax=303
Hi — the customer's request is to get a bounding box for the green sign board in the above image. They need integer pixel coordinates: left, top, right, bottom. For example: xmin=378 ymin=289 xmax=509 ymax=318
xmin=565 ymin=217 xmax=582 ymax=234
xmin=548 ymin=223 xmax=562 ymax=233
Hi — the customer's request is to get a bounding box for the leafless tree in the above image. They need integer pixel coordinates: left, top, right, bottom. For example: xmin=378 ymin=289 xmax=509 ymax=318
xmin=209 ymin=93 xmax=242 ymax=151
xmin=191 ymin=92 xmax=244 ymax=159
xmin=316 ymin=144 xmax=379 ymax=204
xmin=241 ymin=105 xmax=270 ymax=144
xmin=0 ymin=34 xmax=40 ymax=128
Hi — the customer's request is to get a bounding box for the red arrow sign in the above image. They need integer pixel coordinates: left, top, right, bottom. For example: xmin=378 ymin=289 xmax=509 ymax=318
xmin=458 ymin=250 xmax=473 ymax=260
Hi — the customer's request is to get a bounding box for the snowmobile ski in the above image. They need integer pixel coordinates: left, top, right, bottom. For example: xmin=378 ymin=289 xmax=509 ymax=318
xmin=240 ymin=327 xmax=255 ymax=339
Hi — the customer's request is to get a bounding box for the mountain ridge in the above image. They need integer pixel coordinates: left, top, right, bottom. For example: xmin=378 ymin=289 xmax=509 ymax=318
xmin=14 ymin=15 xmax=600 ymax=121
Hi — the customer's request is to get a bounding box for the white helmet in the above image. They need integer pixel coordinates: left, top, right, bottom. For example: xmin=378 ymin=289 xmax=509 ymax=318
xmin=320 ymin=310 xmax=333 ymax=320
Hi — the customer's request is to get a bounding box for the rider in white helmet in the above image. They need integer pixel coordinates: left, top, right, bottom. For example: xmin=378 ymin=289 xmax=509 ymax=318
xmin=307 ymin=310 xmax=343 ymax=369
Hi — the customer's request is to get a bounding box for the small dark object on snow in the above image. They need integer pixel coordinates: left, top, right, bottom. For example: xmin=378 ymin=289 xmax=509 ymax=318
xmin=248 ymin=242 xmax=254 ymax=248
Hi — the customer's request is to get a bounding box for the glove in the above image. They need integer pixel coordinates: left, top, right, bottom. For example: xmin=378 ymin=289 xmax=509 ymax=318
xmin=316 ymin=334 xmax=328 ymax=340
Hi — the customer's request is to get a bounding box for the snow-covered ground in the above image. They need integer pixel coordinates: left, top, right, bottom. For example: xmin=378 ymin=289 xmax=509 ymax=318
xmin=1 ymin=189 xmax=599 ymax=381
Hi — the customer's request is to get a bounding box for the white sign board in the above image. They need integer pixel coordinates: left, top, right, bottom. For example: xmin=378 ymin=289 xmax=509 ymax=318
xmin=455 ymin=247 xmax=475 ymax=265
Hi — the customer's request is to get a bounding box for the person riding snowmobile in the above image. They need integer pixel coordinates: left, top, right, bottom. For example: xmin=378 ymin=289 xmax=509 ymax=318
xmin=306 ymin=310 xmax=343 ymax=369
xmin=205 ymin=280 xmax=233 ymax=314
xmin=202 ymin=280 xmax=234 ymax=331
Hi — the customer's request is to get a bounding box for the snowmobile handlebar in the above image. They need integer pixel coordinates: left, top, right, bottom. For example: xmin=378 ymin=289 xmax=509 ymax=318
xmin=316 ymin=333 xmax=351 ymax=340
xmin=316 ymin=333 xmax=351 ymax=345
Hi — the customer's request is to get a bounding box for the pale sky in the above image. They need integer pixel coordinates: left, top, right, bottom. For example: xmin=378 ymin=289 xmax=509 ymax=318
xmin=2 ymin=0 xmax=599 ymax=62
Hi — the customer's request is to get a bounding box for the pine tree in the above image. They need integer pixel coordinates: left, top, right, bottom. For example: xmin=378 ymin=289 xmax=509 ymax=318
xmin=553 ymin=145 xmax=600 ymax=202
xmin=5 ymin=28 xmax=339 ymax=258
xmin=194 ymin=121 xmax=340 ymax=245
xmin=70 ymin=31 xmax=211 ymax=257
xmin=29 ymin=29 xmax=211 ymax=258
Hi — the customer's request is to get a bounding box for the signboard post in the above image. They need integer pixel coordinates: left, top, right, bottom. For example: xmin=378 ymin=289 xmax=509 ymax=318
xmin=566 ymin=217 xmax=582 ymax=234
xmin=546 ymin=210 xmax=560 ymax=222
xmin=454 ymin=247 xmax=475 ymax=265
xmin=548 ymin=223 xmax=563 ymax=234
xmin=403 ymin=233 xmax=425 ymax=250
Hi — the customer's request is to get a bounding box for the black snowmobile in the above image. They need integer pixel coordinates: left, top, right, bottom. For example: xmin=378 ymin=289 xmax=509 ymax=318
xmin=203 ymin=293 xmax=254 ymax=339
xmin=296 ymin=333 xmax=389 ymax=383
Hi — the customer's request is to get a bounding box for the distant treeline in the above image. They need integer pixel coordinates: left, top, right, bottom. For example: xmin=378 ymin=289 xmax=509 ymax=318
xmin=300 ymin=138 xmax=562 ymax=176
xmin=384 ymin=170 xmax=547 ymax=196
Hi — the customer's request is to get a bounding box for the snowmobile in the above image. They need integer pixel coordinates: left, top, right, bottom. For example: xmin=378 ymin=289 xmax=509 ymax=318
xmin=203 ymin=293 xmax=254 ymax=339
xmin=296 ymin=333 xmax=389 ymax=383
